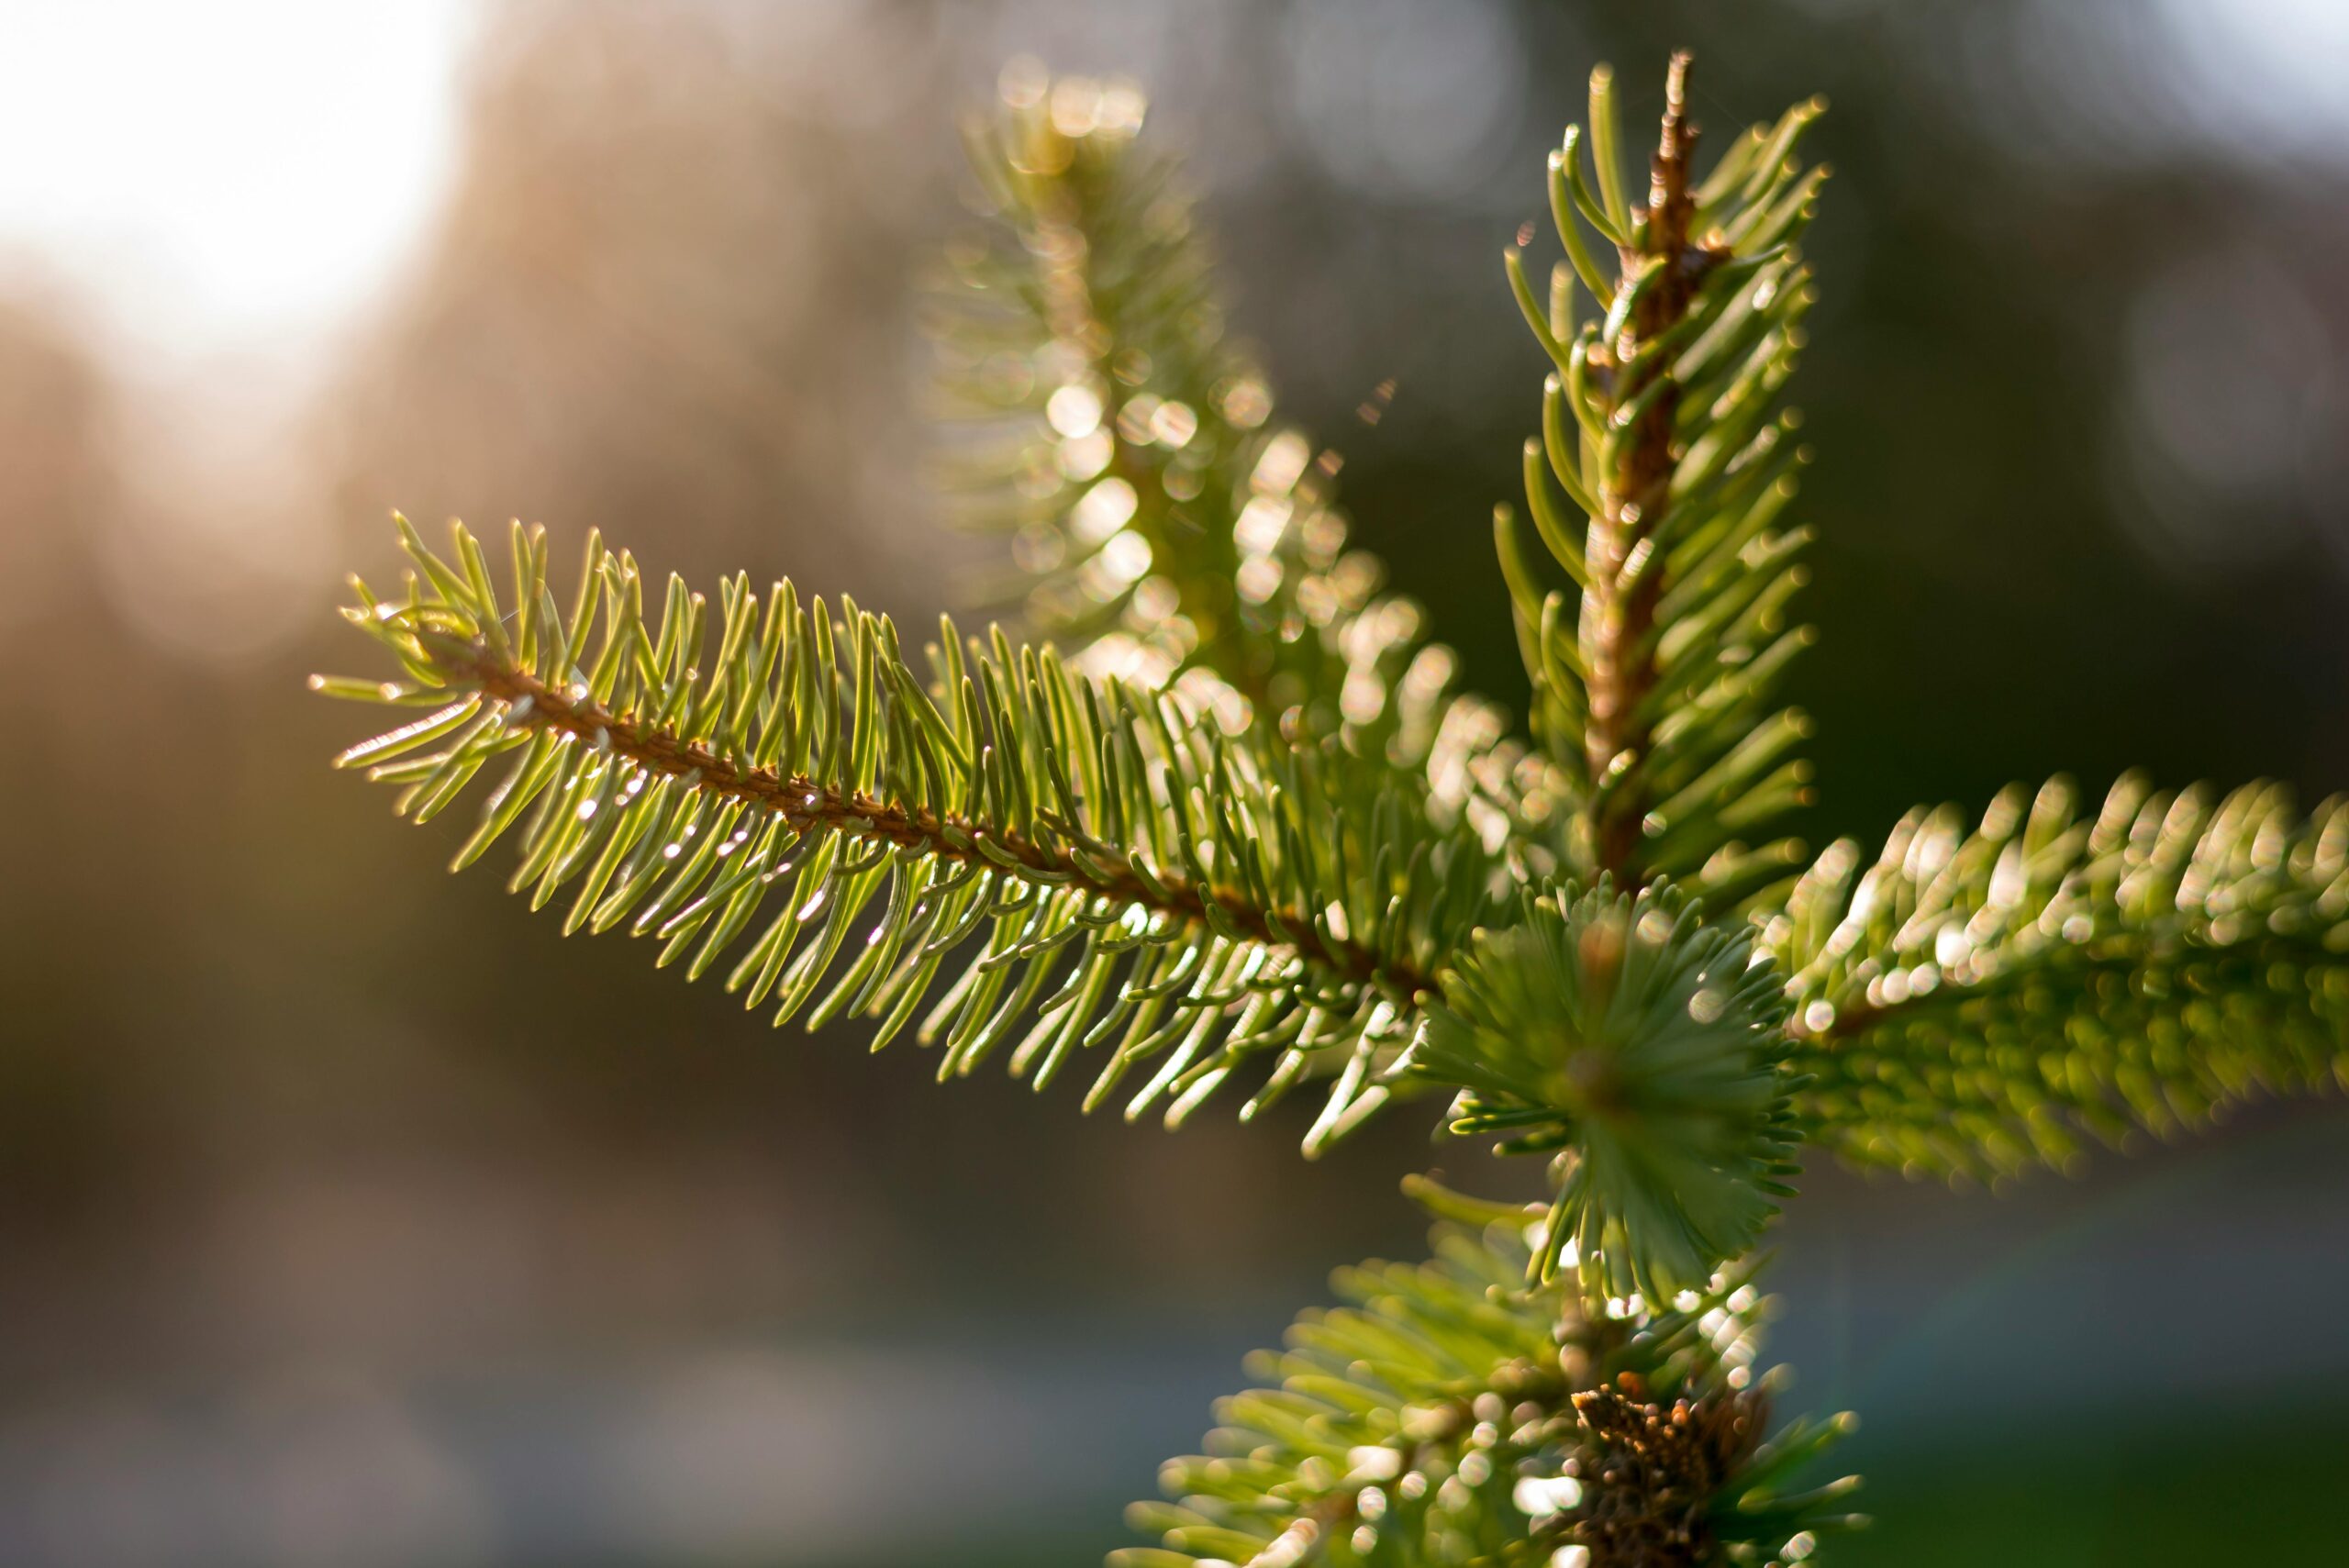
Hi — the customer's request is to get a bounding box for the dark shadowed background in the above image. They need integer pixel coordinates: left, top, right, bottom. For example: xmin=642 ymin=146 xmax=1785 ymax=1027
xmin=3 ymin=1 xmax=2346 ymax=1563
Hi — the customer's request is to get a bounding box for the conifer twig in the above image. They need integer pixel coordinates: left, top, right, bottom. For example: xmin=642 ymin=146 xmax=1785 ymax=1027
xmin=1765 ymin=775 xmax=2349 ymax=1178
xmin=1586 ymin=52 xmax=1718 ymax=882
xmin=933 ymin=79 xmax=1495 ymax=775
xmin=1508 ymin=50 xmax=1822 ymax=906
xmin=321 ymin=516 xmax=1505 ymax=1151
xmin=455 ymin=646 xmax=1434 ymax=996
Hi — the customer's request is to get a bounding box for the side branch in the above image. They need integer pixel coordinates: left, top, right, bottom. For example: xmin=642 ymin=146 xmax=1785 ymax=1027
xmin=1764 ymin=775 xmax=2349 ymax=1179
xmin=323 ymin=517 xmax=1506 ymax=1144
xmin=460 ymin=647 xmax=1433 ymax=997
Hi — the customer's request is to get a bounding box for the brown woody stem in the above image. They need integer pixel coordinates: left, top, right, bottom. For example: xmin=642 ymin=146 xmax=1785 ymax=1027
xmin=1584 ymin=51 xmax=1716 ymax=884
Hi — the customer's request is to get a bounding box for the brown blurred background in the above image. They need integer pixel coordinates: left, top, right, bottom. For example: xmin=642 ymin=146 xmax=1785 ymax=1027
xmin=3 ymin=2 xmax=2347 ymax=1563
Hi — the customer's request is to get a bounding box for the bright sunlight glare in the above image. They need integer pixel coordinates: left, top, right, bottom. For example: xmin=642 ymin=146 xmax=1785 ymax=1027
xmin=0 ymin=1 xmax=478 ymax=356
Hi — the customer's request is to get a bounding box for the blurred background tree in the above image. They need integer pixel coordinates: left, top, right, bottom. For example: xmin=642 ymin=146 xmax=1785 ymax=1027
xmin=2 ymin=1 xmax=2346 ymax=1563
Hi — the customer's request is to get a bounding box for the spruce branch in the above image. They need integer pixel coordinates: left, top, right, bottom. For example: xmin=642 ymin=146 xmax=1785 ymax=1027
xmin=317 ymin=517 xmax=1507 ymax=1150
xmin=1583 ymin=50 xmax=1702 ymax=874
xmin=297 ymin=46 xmax=2349 ymax=1568
xmin=1507 ymin=55 xmax=1825 ymax=907
xmin=317 ymin=517 xmax=1802 ymax=1268
xmin=422 ymin=652 xmax=1425 ymax=994
xmin=1117 ymin=1220 xmax=1860 ymax=1568
xmin=930 ymin=69 xmax=1548 ymax=851
xmin=1765 ymin=775 xmax=2349 ymax=1179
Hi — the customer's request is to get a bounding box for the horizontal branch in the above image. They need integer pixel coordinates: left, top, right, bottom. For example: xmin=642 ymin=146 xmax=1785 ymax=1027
xmin=319 ymin=517 xmax=1502 ymax=1150
xmin=1764 ymin=774 xmax=2349 ymax=1178
xmin=461 ymin=648 xmax=1432 ymax=997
